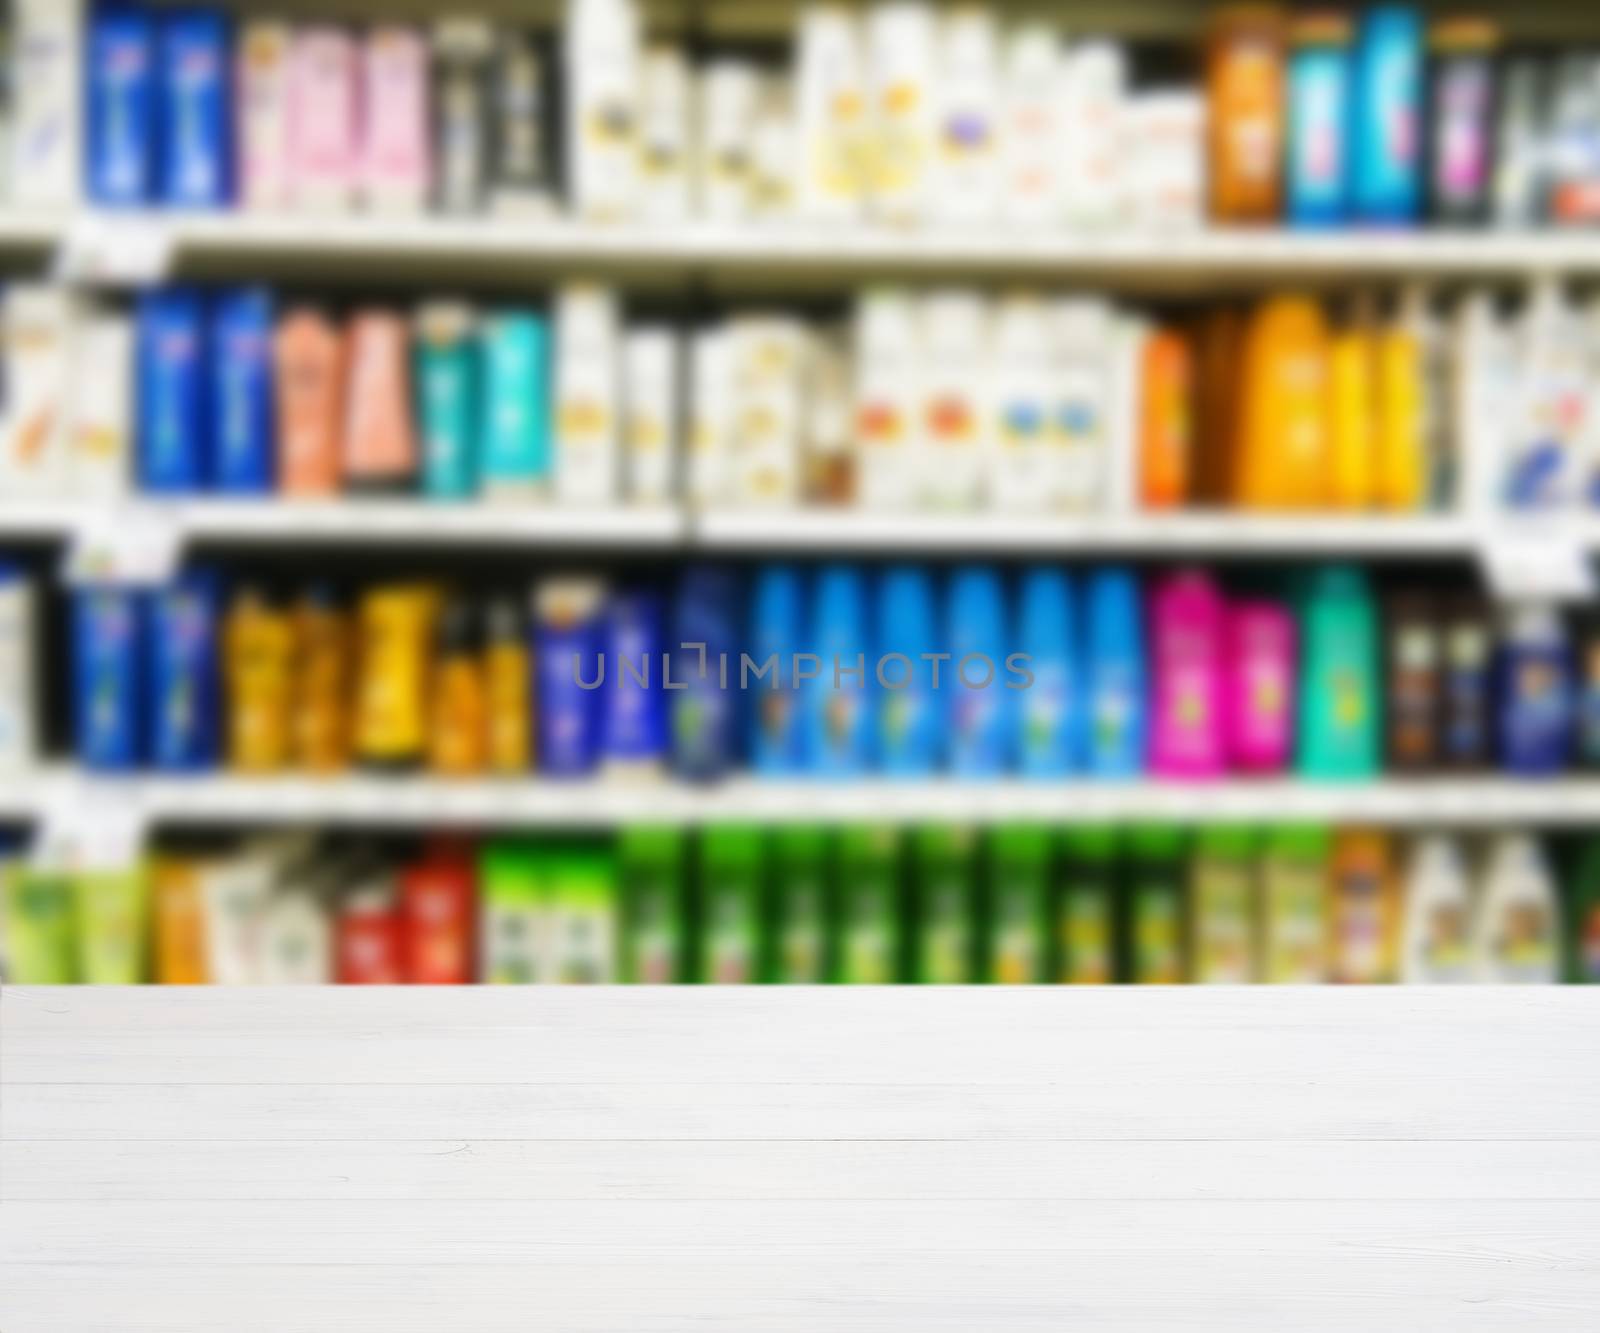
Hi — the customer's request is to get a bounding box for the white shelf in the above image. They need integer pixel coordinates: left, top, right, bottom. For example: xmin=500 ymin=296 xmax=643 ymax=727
xmin=34 ymin=774 xmax=1600 ymax=829
xmin=0 ymin=499 xmax=686 ymax=548
xmin=695 ymin=509 xmax=1478 ymax=554
xmin=17 ymin=211 xmax=1600 ymax=282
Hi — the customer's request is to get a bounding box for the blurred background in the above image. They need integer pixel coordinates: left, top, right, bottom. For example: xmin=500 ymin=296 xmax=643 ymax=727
xmin=2 ymin=0 xmax=1600 ymax=984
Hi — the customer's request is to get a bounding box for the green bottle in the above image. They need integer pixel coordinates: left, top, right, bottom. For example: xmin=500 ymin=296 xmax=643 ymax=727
xmin=1055 ymin=826 xmax=1118 ymax=984
xmin=1297 ymin=566 xmax=1382 ymax=779
xmin=771 ymin=826 xmax=831 ymax=984
xmin=913 ymin=824 xmax=978 ymax=984
xmin=1566 ymin=836 xmax=1600 ymax=983
xmin=74 ymin=865 xmax=150 ymax=984
xmin=547 ymin=848 xmax=618 ymax=984
xmin=2 ymin=865 xmax=77 ymax=983
xmin=1124 ymin=825 xmax=1188 ymax=984
xmin=1260 ymin=824 xmax=1329 ymax=984
xmin=986 ymin=824 xmax=1052 ymax=984
xmin=478 ymin=840 xmax=546 ymax=984
xmin=1188 ymin=827 xmax=1259 ymax=984
xmin=619 ymin=826 xmax=689 ymax=984
xmin=698 ymin=824 xmax=766 ymax=984
xmin=835 ymin=826 xmax=902 ymax=983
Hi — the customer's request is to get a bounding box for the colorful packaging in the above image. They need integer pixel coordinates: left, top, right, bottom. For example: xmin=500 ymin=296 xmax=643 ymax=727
xmin=1260 ymin=824 xmax=1328 ymax=983
xmin=73 ymin=865 xmax=149 ymax=985
xmin=1384 ymin=592 xmax=1440 ymax=772
xmin=1441 ymin=598 xmax=1494 ymax=769
xmin=415 ymin=303 xmax=478 ymax=500
xmin=159 ymin=9 xmax=232 ymax=206
xmin=479 ymin=841 xmax=546 ymax=984
xmin=875 ymin=565 xmax=939 ymax=776
xmin=1138 ymin=328 xmax=1193 ymax=510
xmin=750 ymin=565 xmax=805 ymax=775
xmin=289 ymin=586 xmax=349 ymax=773
xmin=1399 ymin=834 xmax=1474 ymax=984
xmin=1565 ymin=837 xmax=1600 ymax=984
xmin=148 ymin=572 xmax=221 ymax=772
xmin=1327 ymin=829 xmax=1398 ymax=983
xmin=1149 ymin=569 xmax=1226 ymax=779
xmin=289 ymin=27 xmax=358 ymax=209
xmin=990 ymin=295 xmax=1054 ymax=511
xmin=1296 ymin=566 xmax=1381 ymax=780
xmin=986 ymin=825 xmax=1050 ymax=984
xmin=1286 ymin=14 xmax=1351 ymax=227
xmin=484 ymin=596 xmax=532 ymax=773
xmin=2 ymin=866 xmax=77 ymax=983
xmin=1235 ymin=295 xmax=1332 ymax=509
xmin=336 ymin=875 xmax=404 ymax=985
xmin=427 ymin=600 xmax=487 ymax=776
xmin=930 ymin=9 xmax=998 ymax=223
xmin=546 ymin=850 xmax=618 ymax=983
xmin=73 ymin=588 xmax=144 ymax=771
xmin=947 ymin=565 xmax=1010 ymax=776
xmin=1086 ymin=568 xmax=1147 ymax=777
xmin=619 ymin=826 xmax=687 ymax=984
xmin=602 ymin=590 xmax=667 ymax=774
xmin=671 ymin=565 xmax=740 ymax=781
xmin=236 ymin=20 xmax=294 ymax=210
xmin=1055 ymin=827 xmax=1117 ymax=984
xmin=835 ymin=826 xmax=901 ymax=983
xmin=1425 ymin=19 xmax=1497 ymax=225
xmin=274 ymin=308 xmax=345 ymax=496
xmin=361 ymin=26 xmax=431 ymax=211
xmin=1475 ymin=835 xmax=1559 ymax=984
xmin=87 ymin=6 xmax=157 ymax=205
xmin=914 ymin=824 xmax=978 ymax=984
xmin=1015 ymin=568 xmax=1079 ymax=776
xmin=535 ymin=578 xmax=607 ymax=777
xmin=1351 ymin=6 xmax=1424 ymax=224
xmin=137 ymin=289 xmax=209 ymax=493
xmin=151 ymin=855 xmax=208 ymax=983
xmin=478 ymin=312 xmax=551 ymax=495
xmin=224 ymin=586 xmax=293 ymax=772
xmin=430 ymin=20 xmax=492 ymax=214
xmin=1225 ymin=598 xmax=1295 ymax=773
xmin=1206 ymin=6 xmax=1285 ymax=223
xmin=771 ymin=826 xmax=831 ymax=984
xmin=342 ymin=310 xmax=418 ymax=491
xmin=1496 ymin=605 xmax=1574 ymax=776
xmin=491 ymin=29 xmax=560 ymax=213
xmin=1125 ymin=826 xmax=1186 ymax=984
xmin=698 ymin=824 xmax=764 ymax=984
xmin=1189 ymin=827 xmax=1258 ymax=984
xmin=1 ymin=287 xmax=78 ymax=498
xmin=211 ymin=288 xmax=277 ymax=494
xmin=353 ymin=584 xmax=437 ymax=769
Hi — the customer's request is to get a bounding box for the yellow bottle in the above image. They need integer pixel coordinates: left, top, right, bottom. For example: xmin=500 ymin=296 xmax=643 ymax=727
xmin=1374 ymin=298 xmax=1427 ymax=511
xmin=291 ymin=588 xmax=350 ymax=774
xmin=1234 ymin=294 xmax=1332 ymax=509
xmin=150 ymin=855 xmax=207 ymax=985
xmin=225 ymin=587 xmax=294 ymax=773
xmin=354 ymin=584 xmax=439 ymax=769
xmin=1327 ymin=308 xmax=1377 ymax=510
xmin=429 ymin=600 xmax=489 ymax=776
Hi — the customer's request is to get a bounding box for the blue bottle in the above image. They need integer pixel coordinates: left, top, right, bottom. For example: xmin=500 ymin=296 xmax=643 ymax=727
xmin=73 ymin=588 xmax=144 ymax=771
xmin=1497 ymin=606 xmax=1574 ymax=776
xmin=87 ymin=6 xmax=157 ymax=206
xmin=210 ymin=288 xmax=275 ymax=494
xmin=416 ymin=305 xmax=479 ymax=500
xmin=875 ymin=565 xmax=940 ymax=776
xmin=159 ymin=10 xmax=232 ymax=207
xmin=749 ymin=564 xmax=805 ymax=775
xmin=147 ymin=571 xmax=220 ymax=771
xmin=805 ymin=564 xmax=872 ymax=777
xmin=1085 ymin=567 xmax=1146 ymax=777
xmin=947 ymin=565 xmax=1011 ymax=777
xmin=1016 ymin=567 xmax=1080 ymax=777
xmin=1351 ymin=7 xmax=1424 ymax=225
xmin=602 ymin=590 xmax=667 ymax=771
xmin=670 ymin=565 xmax=740 ymax=781
xmin=137 ymin=288 xmax=209 ymax=492
xmin=1286 ymin=17 xmax=1351 ymax=227
xmin=479 ymin=313 xmax=551 ymax=494
xmin=535 ymin=580 xmax=607 ymax=778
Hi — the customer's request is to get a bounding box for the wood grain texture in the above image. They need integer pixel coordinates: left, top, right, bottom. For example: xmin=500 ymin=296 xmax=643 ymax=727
xmin=3 ymin=986 xmax=1599 ymax=1331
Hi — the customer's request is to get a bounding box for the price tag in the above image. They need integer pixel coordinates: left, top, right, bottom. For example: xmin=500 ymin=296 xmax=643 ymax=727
xmin=63 ymin=505 xmax=184 ymax=586
xmin=1482 ymin=529 xmax=1596 ymax=603
xmin=54 ymin=214 xmax=176 ymax=286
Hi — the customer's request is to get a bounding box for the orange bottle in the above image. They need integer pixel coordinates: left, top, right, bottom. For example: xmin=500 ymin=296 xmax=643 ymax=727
xmin=275 ymin=308 xmax=346 ymax=496
xmin=428 ymin=600 xmax=489 ymax=776
xmin=1138 ymin=326 xmax=1193 ymax=510
xmin=1234 ymin=295 xmax=1332 ymax=509
xmin=291 ymin=587 xmax=351 ymax=773
xmin=1374 ymin=295 xmax=1428 ymax=511
xmin=1189 ymin=307 xmax=1246 ymax=506
xmin=1326 ymin=829 xmax=1400 ymax=984
xmin=1207 ymin=6 xmax=1286 ymax=223
xmin=1327 ymin=303 xmax=1378 ymax=510
xmin=342 ymin=309 xmax=418 ymax=492
xmin=151 ymin=855 xmax=208 ymax=985
xmin=225 ymin=586 xmax=295 ymax=773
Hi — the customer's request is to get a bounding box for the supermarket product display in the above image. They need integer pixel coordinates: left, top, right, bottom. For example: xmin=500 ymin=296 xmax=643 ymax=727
xmin=15 ymin=276 xmax=1600 ymax=514
xmin=0 ymin=3 xmax=1590 ymax=231
xmin=2 ymin=822 xmax=1591 ymax=986
xmin=48 ymin=559 xmax=1597 ymax=781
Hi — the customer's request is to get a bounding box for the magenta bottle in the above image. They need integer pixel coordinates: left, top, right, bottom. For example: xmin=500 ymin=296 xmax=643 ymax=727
xmin=1226 ymin=599 xmax=1296 ymax=773
xmin=1149 ymin=569 xmax=1227 ymax=779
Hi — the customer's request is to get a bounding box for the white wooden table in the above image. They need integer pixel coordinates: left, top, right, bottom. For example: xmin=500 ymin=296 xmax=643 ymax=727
xmin=3 ymin=987 xmax=1599 ymax=1330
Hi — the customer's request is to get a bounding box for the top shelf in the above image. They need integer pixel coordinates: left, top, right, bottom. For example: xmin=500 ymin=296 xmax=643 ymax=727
xmin=12 ymin=213 xmax=1600 ymax=290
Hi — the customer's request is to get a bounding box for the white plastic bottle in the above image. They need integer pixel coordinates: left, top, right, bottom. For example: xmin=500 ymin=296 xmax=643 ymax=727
xmin=1058 ymin=40 xmax=1128 ymax=231
xmin=998 ymin=23 xmax=1064 ymax=228
xmin=686 ymin=325 xmax=733 ymax=508
xmin=1399 ymin=834 xmax=1476 ymax=984
xmin=1506 ymin=278 xmax=1588 ymax=510
xmin=0 ymin=569 xmax=37 ymax=774
xmin=865 ymin=1 xmax=936 ymax=227
xmin=916 ymin=288 xmax=990 ymax=510
xmin=565 ymin=0 xmax=640 ymax=222
xmin=1049 ymin=297 xmax=1117 ymax=512
xmin=851 ymin=288 xmax=920 ymax=510
xmin=794 ymin=4 xmax=867 ymax=223
xmin=1474 ymin=834 xmax=1561 ymax=984
xmin=730 ymin=315 xmax=805 ymax=508
xmin=930 ymin=7 xmax=999 ymax=226
xmin=635 ymin=45 xmax=692 ymax=223
xmin=622 ymin=326 xmax=679 ymax=506
xmin=697 ymin=61 xmax=761 ymax=224
xmin=554 ymin=284 xmax=621 ymax=505
xmin=989 ymin=292 xmax=1054 ymax=510
xmin=69 ymin=311 xmax=134 ymax=501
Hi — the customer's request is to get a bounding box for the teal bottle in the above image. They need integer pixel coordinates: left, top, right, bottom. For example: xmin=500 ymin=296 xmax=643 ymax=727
xmin=1297 ymin=565 xmax=1382 ymax=779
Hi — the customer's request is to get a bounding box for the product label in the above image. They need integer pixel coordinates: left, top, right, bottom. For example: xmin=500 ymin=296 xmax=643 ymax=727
xmin=1058 ymin=885 xmax=1112 ymax=984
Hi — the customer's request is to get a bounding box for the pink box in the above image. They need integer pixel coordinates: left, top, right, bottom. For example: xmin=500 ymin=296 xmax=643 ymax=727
xmin=361 ymin=26 xmax=431 ymax=211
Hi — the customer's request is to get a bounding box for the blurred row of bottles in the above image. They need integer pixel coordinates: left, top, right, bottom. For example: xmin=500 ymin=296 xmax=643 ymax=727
xmin=9 ymin=277 xmax=1600 ymax=513
xmin=5 ymin=823 xmax=1597 ymax=985
xmin=6 ymin=3 xmax=1597 ymax=234
xmin=39 ymin=561 xmax=1598 ymax=781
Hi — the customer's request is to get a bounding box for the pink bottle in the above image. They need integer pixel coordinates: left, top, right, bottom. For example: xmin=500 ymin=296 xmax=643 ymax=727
xmin=1225 ymin=599 xmax=1296 ymax=773
xmin=290 ymin=27 xmax=359 ymax=211
xmin=1148 ymin=568 xmax=1227 ymax=779
xmin=361 ymin=26 xmax=431 ymax=212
